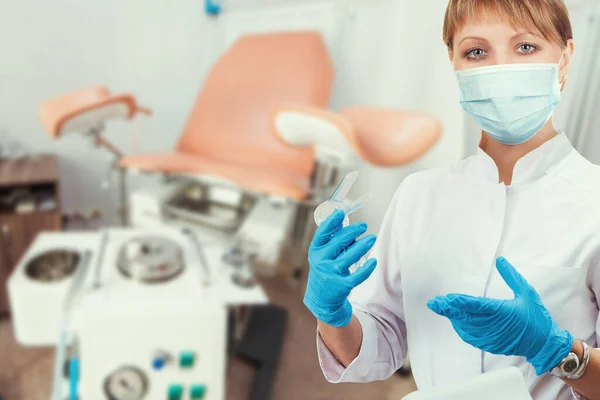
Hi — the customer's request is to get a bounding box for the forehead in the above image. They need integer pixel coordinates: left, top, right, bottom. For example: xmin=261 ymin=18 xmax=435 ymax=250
xmin=454 ymin=18 xmax=540 ymax=41
xmin=452 ymin=1 xmax=541 ymax=27
xmin=449 ymin=2 xmax=548 ymax=44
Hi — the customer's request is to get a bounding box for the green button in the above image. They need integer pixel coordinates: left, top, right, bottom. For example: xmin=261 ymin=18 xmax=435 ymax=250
xmin=179 ymin=351 xmax=195 ymax=368
xmin=168 ymin=384 xmax=183 ymax=400
xmin=190 ymin=384 xmax=206 ymax=399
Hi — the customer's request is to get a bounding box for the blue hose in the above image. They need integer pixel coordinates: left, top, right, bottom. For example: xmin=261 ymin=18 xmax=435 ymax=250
xmin=69 ymin=358 xmax=79 ymax=400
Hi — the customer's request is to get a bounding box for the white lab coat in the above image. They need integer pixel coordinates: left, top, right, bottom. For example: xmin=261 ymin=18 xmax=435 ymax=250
xmin=317 ymin=133 xmax=599 ymax=400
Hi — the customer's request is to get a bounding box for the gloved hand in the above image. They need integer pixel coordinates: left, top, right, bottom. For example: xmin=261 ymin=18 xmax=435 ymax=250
xmin=303 ymin=209 xmax=377 ymax=327
xmin=427 ymin=256 xmax=573 ymax=375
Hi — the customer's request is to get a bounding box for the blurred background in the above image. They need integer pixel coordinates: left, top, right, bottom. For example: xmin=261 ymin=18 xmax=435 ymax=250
xmin=0 ymin=0 xmax=599 ymax=399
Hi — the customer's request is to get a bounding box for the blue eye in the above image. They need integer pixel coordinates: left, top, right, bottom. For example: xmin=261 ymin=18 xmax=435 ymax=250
xmin=466 ymin=48 xmax=487 ymax=59
xmin=517 ymin=43 xmax=537 ymax=54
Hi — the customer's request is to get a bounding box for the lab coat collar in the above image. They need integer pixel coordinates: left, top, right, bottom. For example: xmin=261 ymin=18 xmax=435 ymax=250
xmin=475 ymin=132 xmax=574 ymax=186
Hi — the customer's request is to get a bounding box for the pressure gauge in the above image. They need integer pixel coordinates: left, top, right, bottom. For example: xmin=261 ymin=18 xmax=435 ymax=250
xmin=103 ymin=365 xmax=149 ymax=400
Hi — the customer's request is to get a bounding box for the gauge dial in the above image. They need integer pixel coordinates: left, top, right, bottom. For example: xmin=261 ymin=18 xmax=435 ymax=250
xmin=103 ymin=365 xmax=149 ymax=400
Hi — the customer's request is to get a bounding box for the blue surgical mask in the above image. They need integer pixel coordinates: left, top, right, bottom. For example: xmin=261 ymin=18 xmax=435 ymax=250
xmin=456 ymin=54 xmax=564 ymax=145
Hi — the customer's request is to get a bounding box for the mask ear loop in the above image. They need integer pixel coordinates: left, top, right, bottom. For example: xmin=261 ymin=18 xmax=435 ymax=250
xmin=558 ymin=51 xmax=568 ymax=91
xmin=560 ymin=76 xmax=568 ymax=91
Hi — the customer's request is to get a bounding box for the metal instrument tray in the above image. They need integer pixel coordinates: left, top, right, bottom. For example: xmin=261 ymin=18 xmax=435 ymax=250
xmin=162 ymin=181 xmax=256 ymax=232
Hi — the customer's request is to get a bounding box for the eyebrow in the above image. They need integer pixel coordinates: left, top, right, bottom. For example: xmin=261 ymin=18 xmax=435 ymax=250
xmin=457 ymin=36 xmax=488 ymax=46
xmin=457 ymin=32 xmax=539 ymax=47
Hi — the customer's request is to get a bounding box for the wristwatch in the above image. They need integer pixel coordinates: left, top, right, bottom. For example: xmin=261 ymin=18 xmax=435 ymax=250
xmin=549 ymin=351 xmax=580 ymax=378
xmin=549 ymin=340 xmax=591 ymax=379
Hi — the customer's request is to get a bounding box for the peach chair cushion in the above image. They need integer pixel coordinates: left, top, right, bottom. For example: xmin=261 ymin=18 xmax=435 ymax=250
xmin=176 ymin=31 xmax=333 ymax=178
xmin=271 ymin=105 xmax=442 ymax=167
xmin=120 ymin=153 xmax=309 ymax=199
xmin=340 ymin=107 xmax=442 ymax=166
xmin=40 ymin=86 xmax=141 ymax=138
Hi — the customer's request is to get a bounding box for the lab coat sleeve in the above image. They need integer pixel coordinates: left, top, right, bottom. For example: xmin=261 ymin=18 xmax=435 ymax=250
xmin=571 ymin=258 xmax=600 ymax=399
xmin=316 ymin=183 xmax=408 ymax=383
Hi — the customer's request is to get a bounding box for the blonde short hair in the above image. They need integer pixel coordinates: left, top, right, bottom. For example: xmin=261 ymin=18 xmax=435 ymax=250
xmin=443 ymin=0 xmax=573 ymax=50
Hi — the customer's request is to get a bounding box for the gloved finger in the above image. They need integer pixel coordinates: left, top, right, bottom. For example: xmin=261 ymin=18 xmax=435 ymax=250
xmin=496 ymin=256 xmax=533 ymax=298
xmin=327 ymin=222 xmax=369 ymax=256
xmin=312 ymin=209 xmax=346 ymax=247
xmin=443 ymin=294 xmax=503 ymax=315
xmin=336 ymin=234 xmax=376 ymax=266
xmin=347 ymin=258 xmax=378 ymax=287
xmin=427 ymin=298 xmax=469 ymax=320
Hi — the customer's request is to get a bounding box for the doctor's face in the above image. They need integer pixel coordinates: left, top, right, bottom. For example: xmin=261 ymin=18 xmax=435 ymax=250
xmin=450 ymin=20 xmax=574 ymax=75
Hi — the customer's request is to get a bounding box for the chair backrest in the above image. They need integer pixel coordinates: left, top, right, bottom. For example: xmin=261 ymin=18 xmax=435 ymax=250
xmin=176 ymin=31 xmax=334 ymax=177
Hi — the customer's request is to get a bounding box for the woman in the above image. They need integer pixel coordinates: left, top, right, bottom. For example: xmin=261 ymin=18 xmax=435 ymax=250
xmin=303 ymin=1 xmax=600 ymax=399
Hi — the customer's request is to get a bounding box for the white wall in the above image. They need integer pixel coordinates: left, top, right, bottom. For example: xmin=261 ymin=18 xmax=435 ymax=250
xmin=0 ymin=0 xmax=466 ymax=230
xmin=561 ymin=1 xmax=600 ymax=163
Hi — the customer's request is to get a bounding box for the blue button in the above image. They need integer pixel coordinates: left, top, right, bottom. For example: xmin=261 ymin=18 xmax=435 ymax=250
xmin=152 ymin=357 xmax=165 ymax=370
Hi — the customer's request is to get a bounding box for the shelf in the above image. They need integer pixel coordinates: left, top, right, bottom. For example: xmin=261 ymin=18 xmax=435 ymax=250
xmin=0 ymin=155 xmax=58 ymax=188
xmin=0 ymin=209 xmax=59 ymax=218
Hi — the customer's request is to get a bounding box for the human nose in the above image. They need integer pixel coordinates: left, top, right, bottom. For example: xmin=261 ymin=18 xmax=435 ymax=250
xmin=490 ymin=51 xmax=513 ymax=66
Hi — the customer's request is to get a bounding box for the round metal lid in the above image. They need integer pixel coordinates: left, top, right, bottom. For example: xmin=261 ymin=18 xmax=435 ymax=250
xmin=116 ymin=235 xmax=185 ymax=283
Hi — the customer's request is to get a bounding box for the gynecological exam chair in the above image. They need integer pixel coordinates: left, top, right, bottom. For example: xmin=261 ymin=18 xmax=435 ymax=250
xmin=40 ymin=30 xmax=442 ymax=278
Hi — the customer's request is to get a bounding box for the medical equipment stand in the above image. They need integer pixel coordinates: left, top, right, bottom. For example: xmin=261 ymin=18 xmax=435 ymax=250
xmin=82 ymin=124 xmax=129 ymax=226
xmin=229 ymin=305 xmax=287 ymax=400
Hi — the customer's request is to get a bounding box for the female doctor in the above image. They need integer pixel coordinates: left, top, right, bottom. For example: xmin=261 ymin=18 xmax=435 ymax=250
xmin=303 ymin=0 xmax=600 ymax=399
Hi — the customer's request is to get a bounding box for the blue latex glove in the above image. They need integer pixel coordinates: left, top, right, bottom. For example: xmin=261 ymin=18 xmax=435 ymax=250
xmin=427 ymin=256 xmax=573 ymax=375
xmin=303 ymin=209 xmax=377 ymax=327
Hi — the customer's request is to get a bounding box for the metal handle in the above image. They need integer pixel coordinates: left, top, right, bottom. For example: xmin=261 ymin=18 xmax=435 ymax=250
xmin=64 ymin=250 xmax=93 ymax=315
xmin=93 ymin=231 xmax=108 ymax=289
xmin=182 ymin=228 xmax=212 ymax=287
